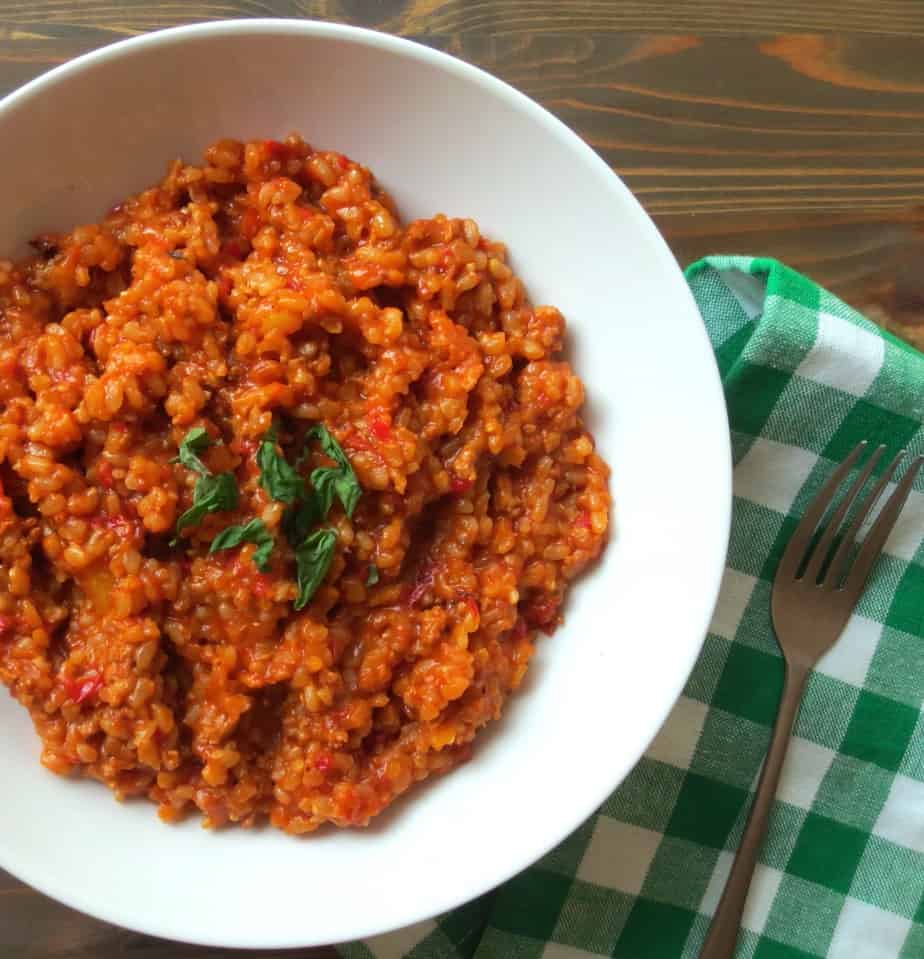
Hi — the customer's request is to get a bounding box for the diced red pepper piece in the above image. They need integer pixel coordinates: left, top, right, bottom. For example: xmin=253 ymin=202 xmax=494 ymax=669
xmin=333 ymin=152 xmax=349 ymax=171
xmin=263 ymin=139 xmax=288 ymax=161
xmin=62 ymin=671 xmax=103 ymax=705
xmin=0 ymin=615 xmax=15 ymax=639
xmin=369 ymin=415 xmax=391 ymax=441
xmin=450 ymin=475 xmax=473 ymax=495
xmin=96 ymin=461 xmax=114 ymax=489
xmin=575 ymin=510 xmax=591 ymax=530
xmin=315 ymin=751 xmax=334 ymax=774
xmin=232 ymin=437 xmax=258 ymax=459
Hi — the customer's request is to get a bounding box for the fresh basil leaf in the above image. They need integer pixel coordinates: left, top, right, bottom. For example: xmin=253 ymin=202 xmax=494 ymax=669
xmin=173 ymin=472 xmax=239 ymax=541
xmin=366 ymin=564 xmax=379 ymax=587
xmin=257 ymin=426 xmax=306 ymax=505
xmin=293 ymin=527 xmax=337 ymax=610
xmin=209 ymin=517 xmax=275 ymax=572
xmin=303 ymin=424 xmax=361 ymax=519
xmin=281 ymin=496 xmax=322 ymax=549
xmin=171 ymin=426 xmax=212 ymax=477
xmin=304 ymin=424 xmax=351 ymax=471
xmin=308 ymin=466 xmax=338 ymax=519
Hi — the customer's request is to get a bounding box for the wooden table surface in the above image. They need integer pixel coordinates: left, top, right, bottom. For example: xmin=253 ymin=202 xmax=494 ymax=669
xmin=2 ymin=1 xmax=924 ymax=956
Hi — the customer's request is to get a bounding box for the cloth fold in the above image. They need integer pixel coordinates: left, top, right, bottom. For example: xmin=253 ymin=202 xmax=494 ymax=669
xmin=341 ymin=258 xmax=924 ymax=959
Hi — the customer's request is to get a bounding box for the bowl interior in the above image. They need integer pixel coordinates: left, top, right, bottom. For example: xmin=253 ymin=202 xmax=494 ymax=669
xmin=0 ymin=21 xmax=730 ymax=949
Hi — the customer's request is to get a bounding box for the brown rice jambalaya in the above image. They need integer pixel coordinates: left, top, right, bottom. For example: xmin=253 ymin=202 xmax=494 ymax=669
xmin=0 ymin=136 xmax=610 ymax=833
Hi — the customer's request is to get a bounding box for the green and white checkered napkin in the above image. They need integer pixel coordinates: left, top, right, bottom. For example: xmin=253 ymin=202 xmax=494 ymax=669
xmin=340 ymin=257 xmax=924 ymax=959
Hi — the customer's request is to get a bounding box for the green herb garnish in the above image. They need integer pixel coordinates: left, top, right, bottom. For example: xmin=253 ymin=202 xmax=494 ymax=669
xmin=171 ymin=428 xmax=238 ymax=543
xmin=366 ymin=563 xmax=379 ymax=587
xmin=257 ymin=424 xmax=306 ymax=505
xmin=260 ymin=422 xmax=361 ymax=546
xmin=171 ymin=426 xmax=212 ymax=477
xmin=304 ymin=424 xmax=361 ymax=519
xmin=209 ymin=517 xmax=275 ymax=572
xmin=281 ymin=498 xmax=321 ymax=549
xmin=294 ymin=527 xmax=337 ymax=610
xmin=244 ymin=421 xmax=361 ymax=608
xmin=174 ymin=472 xmax=238 ymax=542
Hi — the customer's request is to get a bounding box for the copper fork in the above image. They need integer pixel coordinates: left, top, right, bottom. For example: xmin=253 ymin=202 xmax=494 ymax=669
xmin=700 ymin=440 xmax=923 ymax=959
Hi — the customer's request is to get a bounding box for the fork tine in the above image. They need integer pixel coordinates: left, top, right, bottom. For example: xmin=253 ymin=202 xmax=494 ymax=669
xmin=828 ymin=450 xmax=905 ymax=588
xmin=842 ymin=455 xmax=923 ymax=595
xmin=777 ymin=441 xmax=867 ymax=581
xmin=804 ymin=444 xmax=885 ymax=583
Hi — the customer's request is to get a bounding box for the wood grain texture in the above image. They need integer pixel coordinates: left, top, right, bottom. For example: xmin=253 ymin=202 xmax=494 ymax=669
xmin=2 ymin=0 xmax=924 ymax=955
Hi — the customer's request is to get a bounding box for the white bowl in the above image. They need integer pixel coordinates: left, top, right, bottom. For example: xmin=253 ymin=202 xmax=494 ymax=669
xmin=0 ymin=19 xmax=731 ymax=949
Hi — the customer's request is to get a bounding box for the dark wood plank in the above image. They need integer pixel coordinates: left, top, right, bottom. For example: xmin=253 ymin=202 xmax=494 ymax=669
xmin=2 ymin=1 xmax=924 ymax=955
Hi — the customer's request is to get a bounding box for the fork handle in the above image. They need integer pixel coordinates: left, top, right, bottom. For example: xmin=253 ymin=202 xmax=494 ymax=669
xmin=699 ymin=660 xmax=809 ymax=959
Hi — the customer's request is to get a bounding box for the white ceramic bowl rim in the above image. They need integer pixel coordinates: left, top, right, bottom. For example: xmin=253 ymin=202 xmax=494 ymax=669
xmin=0 ymin=18 xmax=732 ymax=949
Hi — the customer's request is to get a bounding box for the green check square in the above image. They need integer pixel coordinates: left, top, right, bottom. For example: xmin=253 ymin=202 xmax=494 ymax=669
xmin=850 ymin=835 xmax=924 ymax=919
xmin=841 ymin=690 xmax=918 ymax=772
xmin=665 ymin=772 xmax=749 ymax=849
xmin=866 ymin=626 xmax=924 ymax=707
xmin=917 ymin=896 xmax=924 ymax=925
xmin=787 ymin=813 xmax=868 ymax=893
xmin=763 ymin=874 xmax=844 ymax=954
xmin=683 ymin=634 xmax=731 ymax=703
xmin=727 ymin=362 xmax=791 ymax=438
xmin=490 ymin=868 xmax=571 ymax=940
xmin=765 ymin=264 xmax=821 ymax=311
xmin=552 ymin=882 xmax=633 ymax=954
xmin=901 ymin=923 xmax=924 ymax=958
xmin=793 ymin=673 xmax=860 ymax=751
xmin=688 ymin=264 xmax=754 ymax=354
xmin=752 ymin=939 xmax=820 ymax=959
xmin=472 ymin=928 xmax=544 ymax=958
xmin=715 ymin=322 xmax=758 ymax=378
xmin=886 ymin=563 xmax=924 ymax=638
xmin=900 ymin=712 xmax=924 ymax=782
xmin=434 ymin=893 xmax=495 ymax=958
xmin=761 ymin=802 xmax=808 ymax=871
xmin=866 ymin=336 xmax=924 ymax=416
xmin=733 ymin=580 xmax=779 ymax=655
xmin=759 ymin=515 xmax=798 ymax=584
xmin=852 ymin=553 xmax=908 ymax=623
xmin=600 ymin=759 xmax=684 ymax=832
xmin=760 ymin=378 xmax=854 ymax=456
xmin=689 ymin=709 xmax=770 ymax=791
xmin=732 ymin=429 xmax=757 ymax=466
xmin=408 ymin=928 xmax=463 ymax=959
xmin=823 ymin=399 xmax=920 ymax=464
xmin=537 ymin=817 xmax=595 ymax=877
xmin=613 ymin=900 xmax=697 ymax=959
xmin=712 ymin=644 xmax=783 ymax=727
xmin=640 ymin=837 xmax=719 ymax=910
xmin=813 ymin=754 xmax=893 ymax=832
xmin=729 ymin=499 xmax=787 ymax=580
